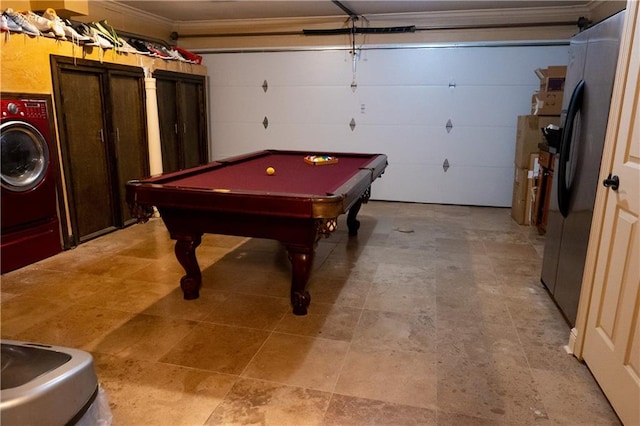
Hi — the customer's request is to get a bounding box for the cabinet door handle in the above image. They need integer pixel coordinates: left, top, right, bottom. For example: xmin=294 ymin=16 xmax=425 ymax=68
xmin=174 ymin=123 xmax=178 ymax=135
xmin=98 ymin=129 xmax=104 ymax=143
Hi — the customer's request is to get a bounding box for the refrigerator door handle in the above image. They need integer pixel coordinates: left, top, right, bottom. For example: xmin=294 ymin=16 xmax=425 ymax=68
xmin=558 ymin=79 xmax=585 ymax=217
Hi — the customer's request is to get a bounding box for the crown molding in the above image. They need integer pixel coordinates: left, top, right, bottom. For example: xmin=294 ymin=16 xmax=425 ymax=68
xmin=100 ymin=0 xmax=174 ymax=26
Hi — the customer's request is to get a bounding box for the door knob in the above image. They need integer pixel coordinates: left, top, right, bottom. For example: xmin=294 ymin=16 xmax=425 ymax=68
xmin=602 ymin=174 xmax=619 ymax=190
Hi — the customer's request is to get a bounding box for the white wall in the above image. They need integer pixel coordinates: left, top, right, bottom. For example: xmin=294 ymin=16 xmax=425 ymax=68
xmin=202 ymin=43 xmax=569 ymax=206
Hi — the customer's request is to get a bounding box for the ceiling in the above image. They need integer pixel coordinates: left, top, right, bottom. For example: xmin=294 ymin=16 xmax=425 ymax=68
xmin=115 ymin=1 xmax=588 ymax=23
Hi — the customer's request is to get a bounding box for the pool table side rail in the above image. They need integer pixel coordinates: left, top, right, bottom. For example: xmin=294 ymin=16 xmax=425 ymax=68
xmin=127 ymin=184 xmax=347 ymax=219
xmin=333 ymin=154 xmax=388 ymax=212
xmin=126 ymin=151 xmax=387 ymax=222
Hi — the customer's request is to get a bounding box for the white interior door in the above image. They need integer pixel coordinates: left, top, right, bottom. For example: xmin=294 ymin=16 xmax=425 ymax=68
xmin=581 ymin=3 xmax=640 ymax=425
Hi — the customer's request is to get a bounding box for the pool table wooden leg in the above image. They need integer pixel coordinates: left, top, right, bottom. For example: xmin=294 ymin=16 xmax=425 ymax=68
xmin=347 ymin=199 xmax=363 ymax=236
xmin=174 ymin=234 xmax=203 ymax=300
xmin=286 ymin=245 xmax=313 ymax=315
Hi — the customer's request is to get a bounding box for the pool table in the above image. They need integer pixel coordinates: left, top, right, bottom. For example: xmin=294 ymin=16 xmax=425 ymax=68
xmin=126 ymin=149 xmax=387 ymax=315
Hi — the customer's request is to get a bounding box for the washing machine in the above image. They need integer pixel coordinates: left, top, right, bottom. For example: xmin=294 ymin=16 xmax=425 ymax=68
xmin=1 ymin=94 xmax=62 ymax=273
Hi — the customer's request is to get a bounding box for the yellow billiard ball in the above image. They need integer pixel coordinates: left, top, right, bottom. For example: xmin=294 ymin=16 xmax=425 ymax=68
xmin=266 ymin=167 xmax=275 ymax=176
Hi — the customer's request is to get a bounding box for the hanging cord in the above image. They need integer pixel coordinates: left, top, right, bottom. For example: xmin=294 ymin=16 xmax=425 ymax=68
xmin=349 ymin=15 xmax=369 ymax=86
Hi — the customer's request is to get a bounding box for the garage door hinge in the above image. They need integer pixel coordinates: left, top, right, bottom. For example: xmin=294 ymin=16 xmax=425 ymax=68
xmin=263 ymin=116 xmax=269 ymax=129
xmin=443 ymin=158 xmax=450 ymax=172
xmin=350 ymin=118 xmax=356 ymax=131
xmin=262 ymin=80 xmax=268 ymax=93
xmin=445 ymin=119 xmax=453 ymax=133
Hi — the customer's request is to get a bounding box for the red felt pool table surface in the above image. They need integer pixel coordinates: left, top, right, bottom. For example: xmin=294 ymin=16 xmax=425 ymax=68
xmin=169 ymin=153 xmax=374 ymax=196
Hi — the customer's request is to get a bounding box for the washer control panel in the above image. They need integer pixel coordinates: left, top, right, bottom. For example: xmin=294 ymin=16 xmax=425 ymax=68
xmin=1 ymin=99 xmax=48 ymax=120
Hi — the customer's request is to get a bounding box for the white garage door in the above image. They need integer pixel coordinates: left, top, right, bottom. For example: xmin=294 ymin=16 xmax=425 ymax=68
xmin=202 ymin=43 xmax=569 ymax=206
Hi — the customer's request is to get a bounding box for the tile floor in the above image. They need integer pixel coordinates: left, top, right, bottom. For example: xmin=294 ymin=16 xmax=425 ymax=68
xmin=1 ymin=201 xmax=621 ymax=425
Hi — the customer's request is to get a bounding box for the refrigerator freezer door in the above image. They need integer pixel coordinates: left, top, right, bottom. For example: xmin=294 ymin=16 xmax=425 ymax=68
xmin=540 ymin=29 xmax=589 ymax=296
xmin=540 ymin=10 xmax=625 ymax=326
xmin=553 ymin=11 xmax=625 ymax=325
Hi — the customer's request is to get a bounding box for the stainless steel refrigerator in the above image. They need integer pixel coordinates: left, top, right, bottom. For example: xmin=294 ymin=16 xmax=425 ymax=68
xmin=540 ymin=10 xmax=625 ymax=327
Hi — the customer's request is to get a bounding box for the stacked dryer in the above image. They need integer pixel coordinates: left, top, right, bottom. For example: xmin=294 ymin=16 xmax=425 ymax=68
xmin=1 ymin=94 xmax=62 ymax=273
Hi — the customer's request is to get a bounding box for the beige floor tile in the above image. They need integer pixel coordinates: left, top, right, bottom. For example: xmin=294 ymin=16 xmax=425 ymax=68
xmin=516 ymin=325 xmax=591 ymax=374
xmin=483 ymin=241 xmax=541 ymax=260
xmin=306 ymin=275 xmax=372 ymax=308
xmin=0 ymin=294 xmax=71 ymax=338
xmin=495 ymin=273 xmax=549 ymax=300
xmin=364 ymin=279 xmax=436 ymax=315
xmin=436 ymin=238 xmax=487 ymax=254
xmin=206 ymin=378 xmax=331 ymax=426
xmin=358 ymin=246 xmax=437 ymax=268
xmin=437 ymin=361 xmax=550 ymax=424
xmin=202 ymin=292 xmax=290 ymax=330
xmin=0 ymin=292 xmax=19 ymax=302
xmin=6 ymin=270 xmax=119 ymax=301
xmin=334 ymin=347 xmax=437 ymax=409
xmin=433 ymin=252 xmax=496 ymax=274
xmin=201 ymin=263 xmax=291 ymax=298
xmin=124 ymin=253 xmax=189 ymax=287
xmin=30 ymin=246 xmax=107 ymax=272
xmin=243 ymin=333 xmax=350 ymax=392
xmin=142 ymin=287 xmax=230 ymax=321
xmin=200 ymin=233 xmax=248 ymax=248
xmin=437 ymin=319 xmax=528 ymax=368
xmin=275 ymin=303 xmax=362 ymax=341
xmin=436 ymin=289 xmax=512 ymax=327
xmin=436 ymin=411 xmax=502 ymax=426
xmin=115 ymin=237 xmax=176 ymax=259
xmin=86 ymin=313 xmax=198 ymax=361
xmin=323 ymin=394 xmax=437 ymax=425
xmin=531 ymin=368 xmax=621 ymax=425
xmin=160 ymin=322 xmax=270 ymax=374
xmin=75 ymin=254 xmax=153 ymax=279
xmin=74 ymin=278 xmax=176 ymax=313
xmin=94 ymin=353 xmax=236 ymax=426
xmin=352 ymin=309 xmax=436 ymax=353
xmin=1 ymin=267 xmax=68 ymax=291
xmin=490 ymin=256 xmax=543 ymax=277
xmin=13 ymin=304 xmax=135 ymax=350
xmin=505 ymin=294 xmax=568 ymax=329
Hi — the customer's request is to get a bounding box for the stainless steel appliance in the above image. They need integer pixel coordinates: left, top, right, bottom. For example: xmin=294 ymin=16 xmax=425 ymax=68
xmin=541 ymin=10 xmax=626 ymax=327
xmin=0 ymin=340 xmax=107 ymax=425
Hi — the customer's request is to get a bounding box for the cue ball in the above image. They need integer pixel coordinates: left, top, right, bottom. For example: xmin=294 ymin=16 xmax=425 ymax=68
xmin=266 ymin=167 xmax=275 ymax=176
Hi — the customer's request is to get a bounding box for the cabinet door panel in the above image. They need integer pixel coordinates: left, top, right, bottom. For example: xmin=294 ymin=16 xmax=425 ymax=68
xmin=155 ymin=71 xmax=208 ymax=172
xmin=157 ymin=79 xmax=180 ymax=172
xmin=58 ymin=69 xmax=115 ymax=241
xmin=109 ymin=73 xmax=149 ymax=223
xmin=180 ymin=81 xmax=204 ymax=169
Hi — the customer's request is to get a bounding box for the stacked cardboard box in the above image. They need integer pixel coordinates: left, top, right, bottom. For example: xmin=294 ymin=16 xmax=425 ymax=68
xmin=511 ymin=66 xmax=566 ymax=225
xmin=532 ymin=65 xmax=566 ymax=116
xmin=512 ymin=153 xmax=540 ymax=225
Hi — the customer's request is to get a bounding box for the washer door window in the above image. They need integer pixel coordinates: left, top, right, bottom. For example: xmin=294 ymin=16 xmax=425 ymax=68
xmin=1 ymin=121 xmax=50 ymax=192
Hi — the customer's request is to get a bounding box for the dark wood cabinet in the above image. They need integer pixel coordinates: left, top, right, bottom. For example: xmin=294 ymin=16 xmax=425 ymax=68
xmin=52 ymin=57 xmax=148 ymax=246
xmin=108 ymin=74 xmax=149 ymax=225
xmin=154 ymin=70 xmax=208 ymax=173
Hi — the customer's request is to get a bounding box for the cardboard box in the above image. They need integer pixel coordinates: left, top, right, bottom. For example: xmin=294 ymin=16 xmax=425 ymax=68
xmin=535 ymin=66 xmax=567 ymax=92
xmin=514 ymin=115 xmax=560 ymax=168
xmin=511 ymin=167 xmax=529 ymax=225
xmin=532 ymin=91 xmax=564 ymax=116
xmin=511 ymin=154 xmax=540 ymax=225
